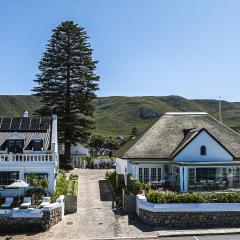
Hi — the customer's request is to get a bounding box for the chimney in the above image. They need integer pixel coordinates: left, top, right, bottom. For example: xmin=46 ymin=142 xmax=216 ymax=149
xmin=23 ymin=110 xmax=28 ymax=117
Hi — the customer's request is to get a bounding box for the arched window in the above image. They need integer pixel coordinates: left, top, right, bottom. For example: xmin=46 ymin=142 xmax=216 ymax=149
xmin=200 ymin=145 xmax=207 ymax=155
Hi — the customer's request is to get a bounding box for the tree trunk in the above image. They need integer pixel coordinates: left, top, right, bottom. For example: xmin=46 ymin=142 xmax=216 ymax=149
xmin=64 ymin=141 xmax=71 ymax=164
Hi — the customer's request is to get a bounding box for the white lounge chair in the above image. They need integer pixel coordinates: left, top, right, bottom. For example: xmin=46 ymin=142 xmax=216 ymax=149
xmin=1 ymin=197 xmax=13 ymax=208
xmin=39 ymin=197 xmax=51 ymax=208
xmin=20 ymin=197 xmax=32 ymax=209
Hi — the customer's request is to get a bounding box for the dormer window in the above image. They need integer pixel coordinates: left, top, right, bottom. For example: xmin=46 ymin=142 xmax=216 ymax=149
xmin=200 ymin=145 xmax=207 ymax=155
xmin=33 ymin=140 xmax=43 ymax=151
xmin=6 ymin=133 xmax=24 ymax=154
xmin=8 ymin=140 xmax=24 ymax=154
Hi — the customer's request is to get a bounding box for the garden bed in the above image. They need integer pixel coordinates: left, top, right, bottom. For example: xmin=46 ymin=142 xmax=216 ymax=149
xmin=146 ymin=190 xmax=240 ymax=203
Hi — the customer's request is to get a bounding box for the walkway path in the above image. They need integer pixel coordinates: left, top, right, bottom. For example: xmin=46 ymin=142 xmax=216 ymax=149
xmin=33 ymin=169 xmax=157 ymax=239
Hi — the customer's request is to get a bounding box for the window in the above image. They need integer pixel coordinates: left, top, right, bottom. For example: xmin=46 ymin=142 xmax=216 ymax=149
xmin=33 ymin=140 xmax=43 ymax=151
xmin=0 ymin=171 xmax=19 ymax=185
xmin=144 ymin=168 xmax=149 ymax=182
xmin=151 ymin=168 xmax=157 ymax=181
xmin=157 ymin=168 xmax=162 ymax=181
xmin=24 ymin=173 xmax=48 ymax=183
xmin=200 ymin=145 xmax=206 ymax=155
xmin=139 ymin=168 xmax=143 ymax=182
xmin=8 ymin=140 xmax=24 ymax=154
xmin=189 ymin=168 xmax=195 ymax=185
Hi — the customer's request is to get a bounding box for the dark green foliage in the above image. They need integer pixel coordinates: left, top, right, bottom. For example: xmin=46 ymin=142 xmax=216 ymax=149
xmin=104 ymin=137 xmax=120 ymax=150
xmin=59 ymin=163 xmax=74 ymax=171
xmin=32 ymin=21 xmax=99 ymax=163
xmin=51 ymin=170 xmax=67 ymax=202
xmin=146 ymin=191 xmax=240 ymax=204
xmin=88 ymin=135 xmax=120 ymax=156
xmin=88 ymin=135 xmax=105 ymax=155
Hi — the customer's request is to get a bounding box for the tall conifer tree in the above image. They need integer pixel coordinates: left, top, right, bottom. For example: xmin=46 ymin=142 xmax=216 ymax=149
xmin=33 ymin=21 xmax=99 ymax=163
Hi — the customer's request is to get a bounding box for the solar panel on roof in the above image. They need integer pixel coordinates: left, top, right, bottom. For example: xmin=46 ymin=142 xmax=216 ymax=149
xmin=39 ymin=117 xmax=51 ymax=130
xmin=0 ymin=118 xmax=11 ymax=130
xmin=30 ymin=118 xmax=40 ymax=130
xmin=20 ymin=117 xmax=30 ymax=130
xmin=10 ymin=118 xmax=21 ymax=130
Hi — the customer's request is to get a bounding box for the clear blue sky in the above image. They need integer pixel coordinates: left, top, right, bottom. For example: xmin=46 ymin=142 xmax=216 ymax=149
xmin=0 ymin=0 xmax=240 ymax=101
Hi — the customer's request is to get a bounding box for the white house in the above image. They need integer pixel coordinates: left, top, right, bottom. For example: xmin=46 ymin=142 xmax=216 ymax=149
xmin=59 ymin=142 xmax=89 ymax=168
xmin=0 ymin=113 xmax=59 ymax=196
xmin=115 ymin=112 xmax=240 ymax=192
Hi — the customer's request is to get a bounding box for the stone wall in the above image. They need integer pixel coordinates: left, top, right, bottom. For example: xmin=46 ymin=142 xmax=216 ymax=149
xmin=0 ymin=207 xmax=62 ymax=233
xmin=139 ymin=208 xmax=240 ymax=228
xmin=42 ymin=207 xmax=62 ymax=230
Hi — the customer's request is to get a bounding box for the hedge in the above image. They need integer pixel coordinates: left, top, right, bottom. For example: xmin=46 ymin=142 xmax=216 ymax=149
xmin=66 ymin=174 xmax=78 ymax=195
xmin=51 ymin=170 xmax=67 ymax=202
xmin=146 ymin=190 xmax=240 ymax=204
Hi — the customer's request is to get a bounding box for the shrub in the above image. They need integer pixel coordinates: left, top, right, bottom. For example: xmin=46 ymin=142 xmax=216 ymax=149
xmin=59 ymin=163 xmax=74 ymax=171
xmin=51 ymin=170 xmax=67 ymax=202
xmin=66 ymin=179 xmax=78 ymax=195
xmin=128 ymin=179 xmax=142 ymax=195
xmin=146 ymin=190 xmax=240 ymax=204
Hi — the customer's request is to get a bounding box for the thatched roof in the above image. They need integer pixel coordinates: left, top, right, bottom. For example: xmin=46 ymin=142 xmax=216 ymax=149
xmin=114 ymin=112 xmax=240 ymax=159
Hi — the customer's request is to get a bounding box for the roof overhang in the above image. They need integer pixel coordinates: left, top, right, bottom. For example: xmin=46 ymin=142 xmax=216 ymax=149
xmin=172 ymin=161 xmax=240 ymax=167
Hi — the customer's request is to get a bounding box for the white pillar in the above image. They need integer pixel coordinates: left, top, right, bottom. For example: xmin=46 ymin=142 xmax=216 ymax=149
xmin=136 ymin=165 xmax=139 ymax=180
xmin=183 ymin=167 xmax=188 ymax=192
xmin=179 ymin=166 xmax=184 ymax=192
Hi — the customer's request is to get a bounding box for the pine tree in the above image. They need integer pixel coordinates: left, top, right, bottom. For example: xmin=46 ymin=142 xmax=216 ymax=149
xmin=33 ymin=21 xmax=99 ymax=163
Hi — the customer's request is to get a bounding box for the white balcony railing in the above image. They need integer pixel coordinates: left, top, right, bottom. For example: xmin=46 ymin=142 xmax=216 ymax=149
xmin=0 ymin=153 xmax=53 ymax=163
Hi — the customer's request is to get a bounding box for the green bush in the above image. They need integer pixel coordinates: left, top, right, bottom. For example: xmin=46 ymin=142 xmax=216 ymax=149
xmin=128 ymin=179 xmax=142 ymax=194
xmin=66 ymin=179 xmax=78 ymax=195
xmin=51 ymin=170 xmax=67 ymax=202
xmin=146 ymin=190 xmax=240 ymax=204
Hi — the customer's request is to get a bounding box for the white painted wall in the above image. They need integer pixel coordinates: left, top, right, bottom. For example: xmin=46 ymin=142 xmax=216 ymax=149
xmin=174 ymin=130 xmax=233 ymax=162
xmin=59 ymin=143 xmax=89 ymax=156
xmin=116 ymin=158 xmax=129 ymax=175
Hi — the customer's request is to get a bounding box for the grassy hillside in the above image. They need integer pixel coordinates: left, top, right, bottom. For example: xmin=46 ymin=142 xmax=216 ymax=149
xmin=0 ymin=95 xmax=240 ymax=137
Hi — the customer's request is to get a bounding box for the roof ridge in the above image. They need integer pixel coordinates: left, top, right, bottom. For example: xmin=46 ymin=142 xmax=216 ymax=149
xmin=165 ymin=112 xmax=208 ymax=115
xmin=208 ymin=114 xmax=240 ymax=137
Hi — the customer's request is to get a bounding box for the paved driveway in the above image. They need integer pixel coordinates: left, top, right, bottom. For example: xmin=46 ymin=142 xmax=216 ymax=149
xmin=33 ymin=169 xmax=157 ymax=239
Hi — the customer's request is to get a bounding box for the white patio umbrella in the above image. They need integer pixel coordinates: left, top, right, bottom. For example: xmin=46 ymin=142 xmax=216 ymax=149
xmin=7 ymin=180 xmax=29 ymax=202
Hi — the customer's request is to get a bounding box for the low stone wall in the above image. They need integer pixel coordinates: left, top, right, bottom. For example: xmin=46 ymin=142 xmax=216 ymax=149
xmin=139 ymin=208 xmax=240 ymax=228
xmin=136 ymin=194 xmax=240 ymax=228
xmin=0 ymin=207 xmax=62 ymax=233
xmin=0 ymin=196 xmax=64 ymax=233
xmin=42 ymin=207 xmax=62 ymax=230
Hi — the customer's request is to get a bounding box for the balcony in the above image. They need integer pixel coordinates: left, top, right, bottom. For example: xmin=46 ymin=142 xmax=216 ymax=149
xmin=0 ymin=153 xmax=54 ymax=163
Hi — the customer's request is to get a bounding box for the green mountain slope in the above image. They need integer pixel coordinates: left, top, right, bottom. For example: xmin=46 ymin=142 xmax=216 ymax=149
xmin=0 ymin=95 xmax=240 ymax=137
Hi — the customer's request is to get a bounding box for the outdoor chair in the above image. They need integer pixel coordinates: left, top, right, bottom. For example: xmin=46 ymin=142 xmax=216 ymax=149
xmin=20 ymin=197 xmax=32 ymax=209
xmin=217 ymin=181 xmax=227 ymax=190
xmin=39 ymin=197 xmax=51 ymax=208
xmin=159 ymin=180 xmax=166 ymax=186
xmin=1 ymin=197 xmax=13 ymax=208
xmin=207 ymin=180 xmax=215 ymax=189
